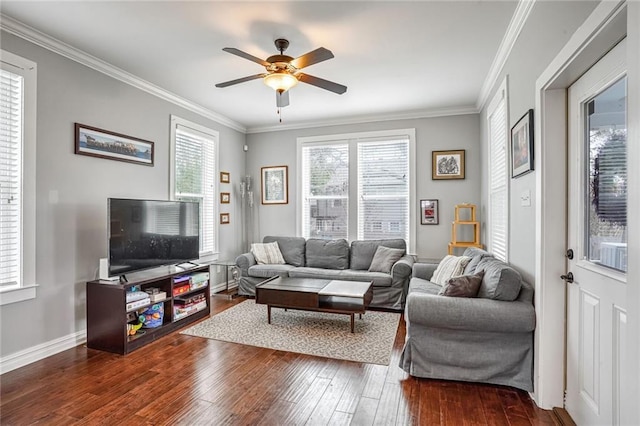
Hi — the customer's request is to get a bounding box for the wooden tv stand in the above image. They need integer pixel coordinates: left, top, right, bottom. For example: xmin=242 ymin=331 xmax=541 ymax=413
xmin=86 ymin=263 xmax=211 ymax=354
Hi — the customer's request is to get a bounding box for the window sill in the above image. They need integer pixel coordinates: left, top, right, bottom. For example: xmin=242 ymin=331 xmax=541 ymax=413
xmin=0 ymin=284 xmax=38 ymax=306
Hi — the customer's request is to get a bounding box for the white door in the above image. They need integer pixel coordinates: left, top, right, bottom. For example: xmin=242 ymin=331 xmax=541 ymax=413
xmin=566 ymin=39 xmax=628 ymax=425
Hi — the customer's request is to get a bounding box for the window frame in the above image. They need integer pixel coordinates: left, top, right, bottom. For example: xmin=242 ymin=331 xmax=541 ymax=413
xmin=0 ymin=50 xmax=38 ymax=306
xmin=169 ymin=115 xmax=219 ymax=260
xmin=486 ymin=78 xmax=510 ymax=261
xmin=297 ymin=129 xmax=416 ymax=253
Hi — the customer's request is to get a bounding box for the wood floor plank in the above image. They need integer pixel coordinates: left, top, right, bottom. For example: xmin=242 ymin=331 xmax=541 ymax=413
xmin=0 ymin=296 xmax=553 ymax=426
xmin=351 ymin=396 xmax=380 ymax=426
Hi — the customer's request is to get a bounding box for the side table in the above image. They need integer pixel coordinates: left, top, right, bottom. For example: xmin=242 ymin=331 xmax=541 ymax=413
xmin=211 ymin=260 xmax=239 ymax=299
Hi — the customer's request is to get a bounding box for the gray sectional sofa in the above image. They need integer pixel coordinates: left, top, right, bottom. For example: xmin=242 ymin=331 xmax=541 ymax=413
xmin=399 ymin=247 xmax=536 ymax=391
xmin=235 ymin=236 xmax=415 ymax=310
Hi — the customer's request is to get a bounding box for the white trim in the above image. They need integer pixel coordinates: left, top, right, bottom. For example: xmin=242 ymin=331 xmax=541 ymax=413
xmin=247 ymin=106 xmax=477 ymax=134
xmin=0 ymin=330 xmax=86 ymax=375
xmin=0 ymin=284 xmax=38 ymax=306
xmin=533 ymin=0 xmax=627 ymax=410
xmin=476 ymin=0 xmax=536 ymax=110
xmin=169 ymin=115 xmax=220 ymax=257
xmin=0 ymin=14 xmax=246 ymax=133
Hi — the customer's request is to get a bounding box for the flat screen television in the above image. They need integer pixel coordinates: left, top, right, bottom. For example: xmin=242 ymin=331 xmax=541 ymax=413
xmin=108 ymin=198 xmax=200 ymax=277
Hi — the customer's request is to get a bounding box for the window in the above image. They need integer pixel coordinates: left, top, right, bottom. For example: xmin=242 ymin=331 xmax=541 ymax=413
xmin=170 ymin=116 xmax=218 ymax=258
xmin=298 ymin=129 xmax=416 ymax=252
xmin=487 ymin=79 xmax=509 ymax=261
xmin=0 ymin=50 xmax=37 ymax=305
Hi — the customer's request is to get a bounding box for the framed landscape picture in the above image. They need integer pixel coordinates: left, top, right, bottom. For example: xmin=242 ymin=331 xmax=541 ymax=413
xmin=432 ymin=150 xmax=465 ymax=180
xmin=511 ymin=109 xmax=534 ymax=178
xmin=74 ymin=123 xmax=154 ymax=166
xmin=261 ymin=165 xmax=288 ymax=205
xmin=420 ymin=199 xmax=439 ymax=225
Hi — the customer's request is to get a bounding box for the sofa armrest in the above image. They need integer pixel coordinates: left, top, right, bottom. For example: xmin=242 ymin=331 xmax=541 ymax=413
xmin=405 ymin=292 xmax=535 ymax=333
xmin=391 ymin=254 xmax=415 ymax=280
xmin=412 ymin=262 xmax=437 ymax=280
xmin=235 ymin=253 xmax=256 ymax=276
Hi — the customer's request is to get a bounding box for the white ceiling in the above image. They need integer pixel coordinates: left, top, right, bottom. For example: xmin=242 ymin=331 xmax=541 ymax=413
xmin=0 ymin=1 xmax=519 ymax=133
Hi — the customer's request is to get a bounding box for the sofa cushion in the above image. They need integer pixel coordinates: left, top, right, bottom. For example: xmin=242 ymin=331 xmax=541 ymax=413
xmin=263 ymin=236 xmax=306 ymax=267
xmin=408 ymin=277 xmax=442 ymax=295
xmin=438 ymin=271 xmax=484 ymax=298
xmin=475 ymin=258 xmax=522 ymax=301
xmin=338 ymin=269 xmax=392 ymax=287
xmin=288 ymin=267 xmax=344 ymax=280
xmin=248 ymin=264 xmax=296 ymax=279
xmin=251 ymin=242 xmax=285 ymax=265
xmin=305 ymin=238 xmax=350 ymax=270
xmin=368 ymin=246 xmax=406 ymax=274
xmin=350 ymin=239 xmax=406 ymax=270
xmin=431 ymin=255 xmax=471 ymax=285
xmin=462 ymin=247 xmax=493 ymax=275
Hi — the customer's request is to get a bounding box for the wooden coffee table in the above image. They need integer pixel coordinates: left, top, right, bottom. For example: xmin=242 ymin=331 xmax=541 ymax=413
xmin=255 ymin=276 xmax=373 ymax=333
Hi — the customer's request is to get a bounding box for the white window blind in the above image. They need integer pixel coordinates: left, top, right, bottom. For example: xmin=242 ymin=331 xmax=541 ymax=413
xmin=487 ymin=87 xmax=508 ymax=261
xmin=174 ymin=124 xmax=216 ymax=255
xmin=301 ymin=144 xmax=349 ymax=239
xmin=357 ymin=139 xmax=409 ymax=241
xmin=0 ymin=68 xmax=22 ymax=288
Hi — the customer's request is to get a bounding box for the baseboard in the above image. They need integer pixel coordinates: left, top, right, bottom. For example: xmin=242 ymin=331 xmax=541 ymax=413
xmin=210 ymin=281 xmax=238 ymax=294
xmin=551 ymin=407 xmax=576 ymax=426
xmin=0 ymin=330 xmax=87 ymax=375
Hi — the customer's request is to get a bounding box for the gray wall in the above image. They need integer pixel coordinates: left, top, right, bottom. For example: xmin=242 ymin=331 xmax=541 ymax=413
xmin=246 ymin=114 xmax=481 ymax=261
xmin=0 ymin=31 xmax=246 ymax=357
xmin=479 ymin=1 xmax=599 ymax=283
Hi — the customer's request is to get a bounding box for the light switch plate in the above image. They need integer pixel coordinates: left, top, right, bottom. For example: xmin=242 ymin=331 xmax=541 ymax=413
xmin=521 ymin=189 xmax=531 ymax=207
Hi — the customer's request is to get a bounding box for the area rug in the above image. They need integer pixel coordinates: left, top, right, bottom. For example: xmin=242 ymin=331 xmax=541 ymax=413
xmin=181 ymin=300 xmax=401 ymax=365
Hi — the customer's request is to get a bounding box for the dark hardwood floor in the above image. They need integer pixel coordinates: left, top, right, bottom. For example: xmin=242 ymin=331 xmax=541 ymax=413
xmin=1 ymin=297 xmax=556 ymax=425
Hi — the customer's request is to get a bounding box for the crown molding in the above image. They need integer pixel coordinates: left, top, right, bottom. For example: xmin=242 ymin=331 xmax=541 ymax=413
xmin=476 ymin=0 xmax=536 ymax=111
xmin=0 ymin=14 xmax=247 ymax=133
xmin=246 ymin=105 xmax=479 ymax=134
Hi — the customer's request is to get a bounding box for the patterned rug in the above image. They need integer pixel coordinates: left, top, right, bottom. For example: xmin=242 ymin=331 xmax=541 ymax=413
xmin=181 ymin=300 xmax=401 ymax=365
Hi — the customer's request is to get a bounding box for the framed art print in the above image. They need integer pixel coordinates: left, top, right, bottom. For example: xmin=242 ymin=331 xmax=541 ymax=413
xmin=261 ymin=165 xmax=288 ymax=205
xmin=432 ymin=150 xmax=465 ymax=180
xmin=74 ymin=123 xmax=154 ymax=166
xmin=511 ymin=109 xmax=534 ymax=178
xmin=420 ymin=199 xmax=439 ymax=225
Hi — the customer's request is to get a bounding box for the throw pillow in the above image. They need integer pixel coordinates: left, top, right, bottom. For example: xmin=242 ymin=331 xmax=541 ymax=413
xmin=368 ymin=246 xmax=406 ymax=274
xmin=431 ymin=255 xmax=471 ymax=285
xmin=438 ymin=270 xmax=485 ymax=298
xmin=251 ymin=242 xmax=286 ymax=265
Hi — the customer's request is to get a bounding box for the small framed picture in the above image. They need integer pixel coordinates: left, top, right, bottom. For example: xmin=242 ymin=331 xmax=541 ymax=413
xmin=74 ymin=123 xmax=154 ymax=166
xmin=511 ymin=109 xmax=534 ymax=178
xmin=420 ymin=199 xmax=439 ymax=225
xmin=432 ymin=150 xmax=465 ymax=180
xmin=220 ymin=192 xmax=230 ymax=204
xmin=220 ymin=171 xmax=230 ymax=183
xmin=261 ymin=165 xmax=288 ymax=205
xmin=220 ymin=213 xmax=230 ymax=224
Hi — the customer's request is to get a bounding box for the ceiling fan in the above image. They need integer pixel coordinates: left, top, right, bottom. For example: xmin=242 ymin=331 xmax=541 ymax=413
xmin=215 ymin=38 xmax=347 ymax=110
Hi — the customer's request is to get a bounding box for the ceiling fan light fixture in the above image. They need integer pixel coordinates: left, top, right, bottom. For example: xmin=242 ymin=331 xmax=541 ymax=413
xmin=263 ymin=72 xmax=298 ymax=92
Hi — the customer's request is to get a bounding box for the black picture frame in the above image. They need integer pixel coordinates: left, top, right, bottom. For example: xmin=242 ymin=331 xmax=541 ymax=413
xmin=420 ymin=199 xmax=439 ymax=225
xmin=511 ymin=109 xmax=534 ymax=178
xmin=74 ymin=123 xmax=154 ymax=166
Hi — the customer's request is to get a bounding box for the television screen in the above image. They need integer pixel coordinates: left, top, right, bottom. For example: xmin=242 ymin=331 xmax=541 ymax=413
xmin=108 ymin=198 xmax=200 ymax=276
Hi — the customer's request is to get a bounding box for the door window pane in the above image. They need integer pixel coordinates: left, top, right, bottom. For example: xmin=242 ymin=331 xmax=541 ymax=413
xmin=586 ymin=76 xmax=627 ymax=272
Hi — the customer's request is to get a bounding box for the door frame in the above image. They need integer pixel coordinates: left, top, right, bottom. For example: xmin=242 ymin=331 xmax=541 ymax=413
xmin=533 ymin=1 xmax=640 ymax=422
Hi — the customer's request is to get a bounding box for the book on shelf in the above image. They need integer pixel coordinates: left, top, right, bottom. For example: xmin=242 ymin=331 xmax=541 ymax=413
xmin=174 ymin=300 xmax=207 ymax=320
xmin=174 ymin=293 xmax=206 ymax=306
xmin=191 ymin=272 xmax=209 ymax=284
xmin=173 ymin=275 xmax=191 ymax=284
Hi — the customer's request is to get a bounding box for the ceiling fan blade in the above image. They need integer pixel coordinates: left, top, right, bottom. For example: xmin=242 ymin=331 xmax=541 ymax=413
xmin=215 ymin=73 xmax=267 ymax=88
xmin=222 ymin=47 xmax=270 ymax=67
xmin=290 ymin=47 xmax=334 ymax=69
xmin=297 ymin=73 xmax=347 ymax=95
xmin=276 ymin=90 xmax=290 ymax=107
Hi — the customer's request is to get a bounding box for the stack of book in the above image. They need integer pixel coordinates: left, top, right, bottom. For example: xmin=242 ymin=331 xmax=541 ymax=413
xmin=173 ymin=292 xmax=207 ymax=320
xmin=125 ymin=290 xmax=150 ymax=311
xmin=190 ymin=272 xmax=209 ymax=290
